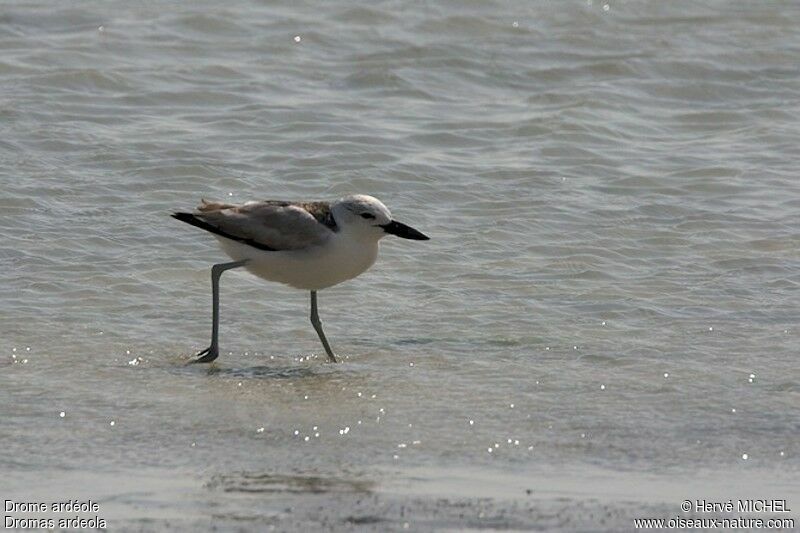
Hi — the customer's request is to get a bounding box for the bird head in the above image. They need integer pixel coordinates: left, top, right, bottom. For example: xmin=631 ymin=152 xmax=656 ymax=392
xmin=332 ymin=195 xmax=430 ymax=241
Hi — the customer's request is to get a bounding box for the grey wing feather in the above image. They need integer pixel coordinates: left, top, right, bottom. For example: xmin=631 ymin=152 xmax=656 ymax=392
xmin=193 ymin=200 xmax=335 ymax=251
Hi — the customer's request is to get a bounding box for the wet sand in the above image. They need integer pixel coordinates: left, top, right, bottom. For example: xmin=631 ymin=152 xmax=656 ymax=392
xmin=7 ymin=464 xmax=797 ymax=531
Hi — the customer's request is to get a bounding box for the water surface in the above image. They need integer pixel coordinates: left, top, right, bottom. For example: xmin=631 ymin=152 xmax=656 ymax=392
xmin=1 ymin=0 xmax=798 ymax=530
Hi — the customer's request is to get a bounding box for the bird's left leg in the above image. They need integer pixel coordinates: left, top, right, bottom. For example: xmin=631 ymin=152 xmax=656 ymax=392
xmin=309 ymin=290 xmax=338 ymax=363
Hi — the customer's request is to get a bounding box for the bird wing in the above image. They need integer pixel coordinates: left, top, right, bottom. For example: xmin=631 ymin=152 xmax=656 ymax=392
xmin=175 ymin=200 xmax=336 ymax=251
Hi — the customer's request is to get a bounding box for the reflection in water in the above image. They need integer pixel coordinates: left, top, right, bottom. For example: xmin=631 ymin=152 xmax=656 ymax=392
xmin=169 ymin=361 xmax=340 ymax=380
xmin=211 ymin=365 xmax=323 ymax=380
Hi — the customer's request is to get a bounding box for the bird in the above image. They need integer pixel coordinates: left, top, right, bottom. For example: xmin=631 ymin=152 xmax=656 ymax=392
xmin=172 ymin=194 xmax=430 ymax=364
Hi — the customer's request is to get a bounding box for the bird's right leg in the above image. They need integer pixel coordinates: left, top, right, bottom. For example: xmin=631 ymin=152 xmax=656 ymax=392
xmin=191 ymin=259 xmax=248 ymax=364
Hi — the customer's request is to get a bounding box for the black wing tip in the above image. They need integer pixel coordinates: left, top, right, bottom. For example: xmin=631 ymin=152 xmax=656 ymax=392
xmin=171 ymin=210 xmax=277 ymax=252
xmin=172 ymin=211 xmax=194 ymax=221
xmin=171 ymin=211 xmax=214 ymax=232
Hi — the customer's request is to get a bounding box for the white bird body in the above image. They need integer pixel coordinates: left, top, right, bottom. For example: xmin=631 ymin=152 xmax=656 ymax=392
xmin=215 ymin=229 xmax=379 ymax=290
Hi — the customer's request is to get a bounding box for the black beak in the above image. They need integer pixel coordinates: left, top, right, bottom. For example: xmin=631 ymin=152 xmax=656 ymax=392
xmin=381 ymin=220 xmax=430 ymax=240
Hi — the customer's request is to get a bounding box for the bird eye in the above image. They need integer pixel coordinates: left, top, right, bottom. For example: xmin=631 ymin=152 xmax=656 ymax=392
xmin=360 ymin=213 xmax=376 ymax=220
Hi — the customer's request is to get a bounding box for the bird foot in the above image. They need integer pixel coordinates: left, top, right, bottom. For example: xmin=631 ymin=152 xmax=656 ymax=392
xmin=189 ymin=345 xmax=219 ymax=364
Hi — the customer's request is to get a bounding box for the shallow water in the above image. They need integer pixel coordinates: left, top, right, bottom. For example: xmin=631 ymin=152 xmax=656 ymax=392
xmin=2 ymin=0 xmax=799 ymax=530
